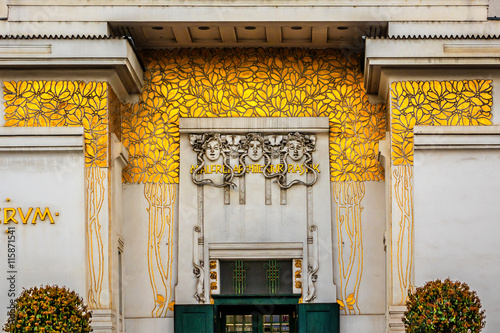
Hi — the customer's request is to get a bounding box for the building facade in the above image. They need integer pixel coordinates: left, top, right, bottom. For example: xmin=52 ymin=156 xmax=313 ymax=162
xmin=0 ymin=1 xmax=499 ymax=332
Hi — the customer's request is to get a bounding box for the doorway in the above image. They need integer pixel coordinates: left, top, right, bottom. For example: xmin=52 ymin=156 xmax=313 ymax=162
xmin=218 ymin=304 xmax=296 ymax=333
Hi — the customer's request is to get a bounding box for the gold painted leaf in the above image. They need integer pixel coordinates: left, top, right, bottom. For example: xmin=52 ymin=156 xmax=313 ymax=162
xmin=156 ymin=294 xmax=165 ymax=304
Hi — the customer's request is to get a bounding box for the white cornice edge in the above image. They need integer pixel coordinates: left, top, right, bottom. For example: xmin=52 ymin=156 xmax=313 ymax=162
xmin=414 ymin=125 xmax=500 ymax=150
xmin=0 ymin=127 xmax=84 ymax=151
xmin=179 ymin=117 xmax=330 ymax=133
xmin=0 ymin=38 xmax=143 ymax=96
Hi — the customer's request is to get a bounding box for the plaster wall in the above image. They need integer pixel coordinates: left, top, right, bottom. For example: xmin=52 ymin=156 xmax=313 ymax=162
xmin=121 ymin=183 xmax=178 ymax=320
xmin=0 ymin=128 xmax=86 ymax=328
xmin=340 ymin=314 xmax=385 ymax=333
xmin=414 ymin=134 xmax=500 ymax=332
xmin=331 ymin=180 xmax=386 ymax=315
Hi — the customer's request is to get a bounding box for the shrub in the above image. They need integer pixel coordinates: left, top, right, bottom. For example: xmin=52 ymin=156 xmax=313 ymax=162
xmin=3 ymin=285 xmax=92 ymax=333
xmin=404 ymin=278 xmax=485 ymax=333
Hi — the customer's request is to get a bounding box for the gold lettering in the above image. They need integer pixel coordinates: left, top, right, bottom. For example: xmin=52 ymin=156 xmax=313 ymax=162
xmin=299 ymin=164 xmax=305 ymax=175
xmin=215 ymin=165 xmax=222 ymax=174
xmin=4 ymin=208 xmax=18 ymax=224
xmin=190 ymin=165 xmax=196 ymax=174
xmin=32 ymin=207 xmax=55 ymax=224
xmin=17 ymin=207 xmax=33 ymax=224
xmin=257 ymin=164 xmax=263 ymax=173
xmin=313 ymin=164 xmax=321 ymax=173
xmin=288 ymin=164 xmax=294 ymax=173
xmin=278 ymin=164 xmax=285 ymax=173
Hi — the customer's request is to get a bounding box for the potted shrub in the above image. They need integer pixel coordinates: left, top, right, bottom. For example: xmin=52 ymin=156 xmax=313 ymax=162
xmin=3 ymin=285 xmax=92 ymax=333
xmin=404 ymin=278 xmax=485 ymax=332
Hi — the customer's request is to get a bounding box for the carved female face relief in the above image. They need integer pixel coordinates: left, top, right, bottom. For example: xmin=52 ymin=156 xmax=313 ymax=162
xmin=287 ymin=140 xmax=304 ymax=161
xmin=205 ymin=139 xmax=221 ymax=161
xmin=248 ymin=140 xmax=263 ymax=162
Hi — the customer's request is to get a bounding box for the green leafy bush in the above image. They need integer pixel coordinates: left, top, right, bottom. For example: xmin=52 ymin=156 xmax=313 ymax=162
xmin=404 ymin=278 xmax=485 ymax=333
xmin=3 ymin=285 xmax=92 ymax=333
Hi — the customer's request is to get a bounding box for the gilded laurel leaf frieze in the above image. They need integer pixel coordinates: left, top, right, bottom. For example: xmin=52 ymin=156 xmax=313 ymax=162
xmin=108 ymin=85 xmax=122 ymax=142
xmin=391 ymin=80 xmax=492 ymax=165
xmin=122 ymin=48 xmax=386 ymax=184
xmin=3 ymin=80 xmax=110 ymax=167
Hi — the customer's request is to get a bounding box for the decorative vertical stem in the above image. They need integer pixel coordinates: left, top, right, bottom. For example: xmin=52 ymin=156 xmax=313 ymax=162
xmin=86 ymin=167 xmax=106 ymax=309
xmin=392 ymin=165 xmax=414 ymax=305
xmin=144 ymin=183 xmax=176 ymax=317
xmin=333 ymin=181 xmax=365 ymax=314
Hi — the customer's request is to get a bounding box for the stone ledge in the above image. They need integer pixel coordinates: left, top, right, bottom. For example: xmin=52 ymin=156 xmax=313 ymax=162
xmin=414 ymin=125 xmax=500 ymax=150
xmin=209 ymin=242 xmax=303 ymax=259
xmin=179 ymin=117 xmax=329 ymax=133
xmin=92 ymin=309 xmax=117 ymax=333
xmin=0 ymin=127 xmax=84 ymax=151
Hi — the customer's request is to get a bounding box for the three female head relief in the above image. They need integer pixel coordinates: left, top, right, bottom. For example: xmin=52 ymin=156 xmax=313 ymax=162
xmin=203 ymin=133 xmax=305 ymax=163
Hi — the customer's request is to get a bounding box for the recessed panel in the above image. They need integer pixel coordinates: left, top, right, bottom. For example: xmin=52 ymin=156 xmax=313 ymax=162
xmin=141 ymin=25 xmax=176 ymax=42
xmin=189 ymin=26 xmax=222 ymax=43
xmin=235 ymin=26 xmax=267 ymax=42
xmin=282 ymin=26 xmax=312 ymax=43
xmin=327 ymin=25 xmax=359 ymax=42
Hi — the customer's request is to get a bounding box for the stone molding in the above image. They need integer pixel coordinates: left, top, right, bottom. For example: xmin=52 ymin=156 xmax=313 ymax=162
xmin=208 ymin=242 xmax=303 ymax=259
xmin=5 ymin=1 xmax=488 ymax=23
xmin=365 ymin=39 xmax=500 ymax=95
xmin=91 ymin=309 xmax=117 ymax=333
xmin=0 ymin=127 xmax=84 ymax=151
xmin=388 ymin=305 xmax=406 ymax=332
xmin=0 ymin=38 xmax=143 ymax=96
xmin=414 ymin=125 xmax=500 ymax=150
xmin=180 ymin=117 xmax=329 ymax=134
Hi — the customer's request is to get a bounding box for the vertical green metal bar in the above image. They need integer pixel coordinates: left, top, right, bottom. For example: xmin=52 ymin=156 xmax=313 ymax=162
xmin=232 ymin=259 xmax=247 ymax=294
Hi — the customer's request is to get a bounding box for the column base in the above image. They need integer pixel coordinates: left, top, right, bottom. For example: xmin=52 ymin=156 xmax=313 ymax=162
xmin=388 ymin=305 xmax=406 ymax=333
xmin=92 ymin=309 xmax=117 ymax=333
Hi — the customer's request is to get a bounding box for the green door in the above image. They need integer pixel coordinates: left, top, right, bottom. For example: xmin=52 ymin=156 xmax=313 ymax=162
xmin=297 ymin=303 xmax=340 ymax=333
xmin=175 ymin=300 xmax=340 ymax=333
xmin=175 ymin=304 xmax=215 ymax=333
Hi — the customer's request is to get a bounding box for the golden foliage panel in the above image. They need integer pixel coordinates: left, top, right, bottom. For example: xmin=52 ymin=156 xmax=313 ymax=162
xmin=3 ymin=80 xmax=109 ymax=167
xmin=122 ymin=48 xmax=386 ymax=184
xmin=391 ymin=80 xmax=492 ymax=165
xmin=108 ymin=85 xmax=122 ymax=142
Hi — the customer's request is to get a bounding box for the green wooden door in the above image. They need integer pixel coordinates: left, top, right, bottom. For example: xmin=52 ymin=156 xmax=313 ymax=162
xmin=174 ymin=304 xmax=215 ymax=333
xmin=297 ymin=303 xmax=340 ymax=333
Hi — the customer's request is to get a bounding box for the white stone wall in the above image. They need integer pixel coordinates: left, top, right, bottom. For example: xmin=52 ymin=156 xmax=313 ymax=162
xmin=413 ymin=126 xmax=500 ymax=332
xmin=0 ymin=127 xmax=86 ymax=328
